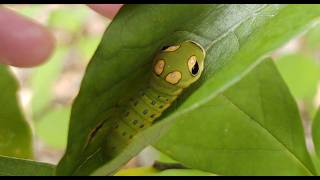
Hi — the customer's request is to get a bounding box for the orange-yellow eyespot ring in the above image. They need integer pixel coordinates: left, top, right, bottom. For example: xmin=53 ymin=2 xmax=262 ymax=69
xmin=163 ymin=45 xmax=180 ymax=52
xmin=165 ymin=71 xmax=182 ymax=84
xmin=154 ymin=60 xmax=165 ymax=75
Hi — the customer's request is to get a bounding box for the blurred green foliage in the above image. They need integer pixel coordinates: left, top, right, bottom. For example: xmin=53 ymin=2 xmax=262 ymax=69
xmin=31 ymin=47 xmax=67 ymax=119
xmin=11 ymin=5 xmax=44 ymax=22
xmin=0 ymin=66 xmax=33 ymax=159
xmin=35 ymin=107 xmax=71 ymax=149
xmin=48 ymin=7 xmax=89 ymax=33
xmin=275 ymin=22 xmax=320 ymax=118
xmin=77 ymin=36 xmax=102 ymax=61
xmin=305 ymin=22 xmax=320 ymax=49
xmin=276 ymin=54 xmax=320 ymax=100
xmin=23 ymin=5 xmax=104 ymax=150
xmin=2 ymin=4 xmax=105 ymax=152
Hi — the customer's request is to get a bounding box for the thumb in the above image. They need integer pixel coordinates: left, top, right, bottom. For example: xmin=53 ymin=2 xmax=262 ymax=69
xmin=0 ymin=6 xmax=55 ymax=67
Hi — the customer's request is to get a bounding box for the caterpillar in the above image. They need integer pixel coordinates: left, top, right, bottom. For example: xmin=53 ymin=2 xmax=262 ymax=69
xmin=85 ymin=40 xmax=206 ymax=162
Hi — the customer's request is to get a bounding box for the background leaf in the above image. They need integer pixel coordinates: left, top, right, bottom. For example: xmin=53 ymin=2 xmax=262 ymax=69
xmin=273 ymin=20 xmax=320 ymax=122
xmin=48 ymin=6 xmax=89 ymax=33
xmin=31 ymin=47 xmax=67 ymax=119
xmin=275 ymin=53 xmax=320 ymax=119
xmin=0 ymin=65 xmax=33 ymax=159
xmin=58 ymin=4 xmax=320 ymax=176
xmin=304 ymin=22 xmax=320 ymax=50
xmin=0 ymin=155 xmax=55 ymax=176
xmin=8 ymin=5 xmax=44 ymax=22
xmin=35 ymin=107 xmax=71 ymax=149
xmin=76 ymin=36 xmax=103 ymax=61
xmin=275 ymin=53 xmax=320 ymax=101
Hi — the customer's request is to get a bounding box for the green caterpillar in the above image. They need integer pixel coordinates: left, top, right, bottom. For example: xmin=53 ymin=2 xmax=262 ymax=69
xmin=84 ymin=40 xmax=206 ymax=165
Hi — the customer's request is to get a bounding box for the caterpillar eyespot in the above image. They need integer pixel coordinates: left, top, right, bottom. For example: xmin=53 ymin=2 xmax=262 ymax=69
xmin=192 ymin=62 xmax=200 ymax=76
xmin=154 ymin=60 xmax=165 ymax=75
xmin=162 ymin=45 xmax=181 ymax=52
xmin=161 ymin=45 xmax=170 ymax=50
xmin=188 ymin=55 xmax=200 ymax=76
xmin=88 ymin=40 xmax=206 ymax=159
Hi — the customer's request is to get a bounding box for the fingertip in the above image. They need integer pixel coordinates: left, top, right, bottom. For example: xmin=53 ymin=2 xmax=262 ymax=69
xmin=87 ymin=4 xmax=123 ymax=19
xmin=0 ymin=7 xmax=55 ymax=67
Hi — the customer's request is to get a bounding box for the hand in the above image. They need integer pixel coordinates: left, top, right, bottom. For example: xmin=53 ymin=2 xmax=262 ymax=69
xmin=0 ymin=4 xmax=123 ymax=67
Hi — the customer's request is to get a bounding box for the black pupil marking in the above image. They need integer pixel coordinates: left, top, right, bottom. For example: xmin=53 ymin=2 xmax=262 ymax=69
xmin=161 ymin=46 xmax=170 ymax=50
xmin=192 ymin=61 xmax=199 ymax=75
xmin=140 ymin=125 xmax=145 ymax=128
xmin=150 ymin=114 xmax=156 ymax=118
xmin=143 ymin=109 xmax=148 ymax=115
xmin=159 ymin=105 xmax=164 ymax=109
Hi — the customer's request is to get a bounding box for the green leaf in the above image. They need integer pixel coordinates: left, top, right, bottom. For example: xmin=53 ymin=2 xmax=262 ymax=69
xmin=0 ymin=65 xmax=33 ymax=159
xmin=48 ymin=6 xmax=89 ymax=33
xmin=304 ymin=21 xmax=320 ymax=49
xmin=0 ymin=155 xmax=55 ymax=176
xmin=275 ymin=53 xmax=320 ymax=101
xmin=156 ymin=59 xmax=315 ymax=175
xmin=312 ymin=109 xmax=320 ymax=159
xmin=275 ymin=53 xmax=320 ymax=119
xmin=77 ymin=36 xmax=102 ymax=61
xmin=31 ymin=47 xmax=67 ymax=119
xmin=57 ymin=4 xmax=320 ymax=176
xmin=35 ymin=107 xmax=71 ymax=149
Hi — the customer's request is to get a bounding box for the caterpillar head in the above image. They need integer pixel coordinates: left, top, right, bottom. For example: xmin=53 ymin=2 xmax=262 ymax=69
xmin=153 ymin=40 xmax=206 ymax=88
